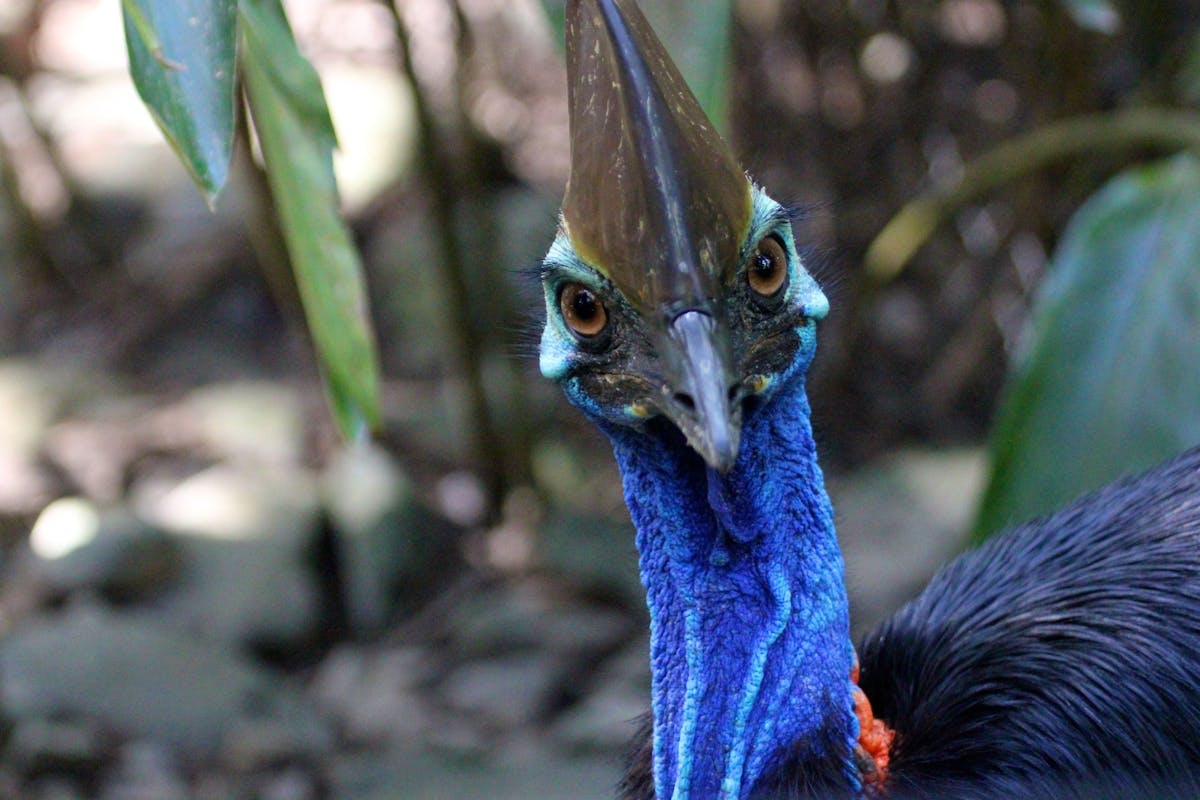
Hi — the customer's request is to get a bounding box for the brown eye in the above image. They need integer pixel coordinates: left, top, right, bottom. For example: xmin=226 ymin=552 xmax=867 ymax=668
xmin=560 ymin=283 xmax=608 ymax=337
xmin=749 ymin=236 xmax=788 ymax=297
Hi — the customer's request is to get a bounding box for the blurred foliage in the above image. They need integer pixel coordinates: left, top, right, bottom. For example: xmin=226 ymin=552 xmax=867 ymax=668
xmin=976 ymin=154 xmax=1200 ymax=538
xmin=642 ymin=1 xmax=735 ymax=133
xmin=1182 ymin=32 xmax=1200 ymax=104
xmin=541 ymin=0 xmax=735 ymax=131
xmin=122 ymin=0 xmax=380 ymax=438
xmin=1058 ymin=0 xmax=1121 ymax=34
xmin=945 ymin=4 xmax=1200 ymax=536
xmin=864 ymin=109 xmax=1200 ymax=283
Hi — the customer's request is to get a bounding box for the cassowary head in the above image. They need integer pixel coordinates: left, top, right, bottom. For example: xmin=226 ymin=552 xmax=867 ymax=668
xmin=539 ymin=0 xmax=829 ymax=473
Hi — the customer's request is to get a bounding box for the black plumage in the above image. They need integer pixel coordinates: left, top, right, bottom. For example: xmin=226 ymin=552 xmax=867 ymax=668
xmin=861 ymin=445 xmax=1200 ymax=798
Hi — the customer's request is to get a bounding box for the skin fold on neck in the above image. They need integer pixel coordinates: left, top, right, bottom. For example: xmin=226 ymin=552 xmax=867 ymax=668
xmin=601 ymin=374 xmax=861 ymax=799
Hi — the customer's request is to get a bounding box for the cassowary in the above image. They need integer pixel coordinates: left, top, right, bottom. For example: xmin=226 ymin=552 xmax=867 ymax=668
xmin=536 ymin=1 xmax=1200 ymax=798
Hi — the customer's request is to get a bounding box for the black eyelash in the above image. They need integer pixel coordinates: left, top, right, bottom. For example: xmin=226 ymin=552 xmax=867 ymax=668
xmin=784 ymin=203 xmax=810 ymax=225
xmin=495 ymin=260 xmax=551 ymax=363
xmin=515 ymin=260 xmax=548 ymax=284
xmin=779 ymin=197 xmax=820 ymax=225
xmin=798 ymin=245 xmax=847 ymax=308
xmin=504 ymin=313 xmax=548 ymax=363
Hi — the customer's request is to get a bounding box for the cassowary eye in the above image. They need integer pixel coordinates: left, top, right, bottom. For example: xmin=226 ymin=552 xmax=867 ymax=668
xmin=560 ymin=283 xmax=608 ymax=338
xmin=749 ymin=236 xmax=788 ymax=298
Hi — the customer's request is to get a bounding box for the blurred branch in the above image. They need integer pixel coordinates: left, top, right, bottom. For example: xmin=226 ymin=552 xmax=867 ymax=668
xmin=389 ymin=0 xmax=509 ymax=517
xmin=864 ymin=108 xmax=1200 ymax=284
xmin=0 ymin=118 xmax=56 ymax=289
xmin=448 ymin=0 xmax=535 ymax=494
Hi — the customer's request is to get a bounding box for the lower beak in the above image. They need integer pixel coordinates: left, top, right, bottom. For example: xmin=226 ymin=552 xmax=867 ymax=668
xmin=665 ymin=310 xmax=741 ymax=473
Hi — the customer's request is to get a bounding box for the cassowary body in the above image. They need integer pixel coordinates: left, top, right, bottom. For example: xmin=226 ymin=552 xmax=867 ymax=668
xmin=538 ymin=2 xmax=1200 ymax=797
xmin=616 ymin=442 xmax=1200 ymax=799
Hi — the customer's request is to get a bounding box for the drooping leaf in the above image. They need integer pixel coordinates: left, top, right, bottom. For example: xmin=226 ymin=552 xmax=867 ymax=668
xmin=240 ymin=0 xmax=380 ymax=439
xmin=975 ymin=153 xmax=1200 ymax=540
xmin=122 ymin=0 xmax=238 ymax=204
xmin=1058 ymin=0 xmax=1121 ymax=34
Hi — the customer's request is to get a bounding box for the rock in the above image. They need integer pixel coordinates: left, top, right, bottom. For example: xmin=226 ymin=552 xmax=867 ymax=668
xmin=441 ymin=583 xmax=542 ymax=658
xmin=133 ymin=463 xmax=318 ymax=543
xmin=22 ymin=777 xmax=85 ymax=800
xmin=99 ymin=741 xmax=189 ymax=800
xmin=253 ymin=767 xmax=319 ymax=800
xmin=0 ymin=359 xmax=97 ymax=515
xmin=445 ymin=581 xmax=632 ymax=662
xmin=221 ymin=718 xmax=327 ymax=773
xmin=0 ymin=605 xmax=330 ymax=759
xmin=550 ymin=637 xmax=649 ymax=753
xmin=2 ymin=718 xmax=110 ymax=780
xmin=601 ymin=636 xmax=652 ymax=694
xmin=309 ymin=644 xmax=433 ymax=746
xmin=328 ymin=747 xmax=621 ymax=800
xmin=322 ymin=443 xmax=457 ymax=634
xmin=830 ymin=447 xmax=985 ymax=636
xmin=524 ymin=606 xmax=633 ymax=658
xmin=0 ymin=450 xmax=57 ymax=517
xmin=439 ymin=652 xmax=564 ymax=730
xmin=414 ymin=708 xmax=488 ymax=757
xmin=0 ymin=360 xmax=94 ymax=461
xmin=551 ymin=685 xmax=647 ymax=753
xmin=130 ymin=465 xmax=323 ymax=651
xmin=27 ymin=498 xmax=180 ymax=600
xmin=539 ymin=511 xmax=644 ymax=611
xmin=177 ymin=382 xmax=305 ymax=466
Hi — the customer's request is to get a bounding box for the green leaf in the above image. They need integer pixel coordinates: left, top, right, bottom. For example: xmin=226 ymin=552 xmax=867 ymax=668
xmin=642 ymin=1 xmax=735 ymax=132
xmin=541 ymin=0 xmax=566 ymax=50
xmin=1058 ymin=0 xmax=1121 ymax=34
xmin=540 ymin=0 xmax=734 ymax=132
xmin=974 ymin=153 xmax=1200 ymax=540
xmin=122 ymin=0 xmax=238 ymax=204
xmin=240 ymin=0 xmax=380 ymax=439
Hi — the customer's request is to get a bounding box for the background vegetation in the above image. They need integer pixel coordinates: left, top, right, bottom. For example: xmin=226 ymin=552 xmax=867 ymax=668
xmin=0 ymin=0 xmax=1197 ymax=797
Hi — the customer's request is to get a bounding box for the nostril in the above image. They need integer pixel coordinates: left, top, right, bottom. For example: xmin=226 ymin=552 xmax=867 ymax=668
xmin=674 ymin=392 xmax=696 ymax=411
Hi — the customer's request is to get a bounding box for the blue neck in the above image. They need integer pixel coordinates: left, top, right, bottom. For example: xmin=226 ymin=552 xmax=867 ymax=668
xmin=604 ymin=378 xmax=858 ymax=799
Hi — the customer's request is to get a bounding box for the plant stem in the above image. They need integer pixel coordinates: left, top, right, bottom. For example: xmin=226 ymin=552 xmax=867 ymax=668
xmin=390 ymin=0 xmax=508 ymax=519
xmin=864 ymin=109 xmax=1200 ymax=284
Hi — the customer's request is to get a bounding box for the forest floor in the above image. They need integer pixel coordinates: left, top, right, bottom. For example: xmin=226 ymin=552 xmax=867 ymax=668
xmin=0 ymin=347 xmax=983 ymax=800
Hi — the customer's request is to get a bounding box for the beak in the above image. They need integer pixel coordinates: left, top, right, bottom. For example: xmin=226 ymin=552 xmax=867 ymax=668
xmin=663 ymin=310 xmax=741 ymax=473
xmin=561 ymin=0 xmax=751 ymax=471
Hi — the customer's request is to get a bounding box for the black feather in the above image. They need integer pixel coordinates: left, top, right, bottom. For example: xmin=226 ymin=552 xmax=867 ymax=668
xmin=860 ymin=445 xmax=1200 ymax=797
xmin=617 ymin=713 xmax=655 ymax=800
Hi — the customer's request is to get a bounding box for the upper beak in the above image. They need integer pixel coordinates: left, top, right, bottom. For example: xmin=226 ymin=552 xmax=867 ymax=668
xmin=664 ymin=310 xmax=741 ymax=473
xmin=562 ymin=0 xmax=751 ymax=313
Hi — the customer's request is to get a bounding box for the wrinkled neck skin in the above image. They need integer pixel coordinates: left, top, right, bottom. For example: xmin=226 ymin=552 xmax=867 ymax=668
xmin=602 ymin=376 xmax=859 ymax=800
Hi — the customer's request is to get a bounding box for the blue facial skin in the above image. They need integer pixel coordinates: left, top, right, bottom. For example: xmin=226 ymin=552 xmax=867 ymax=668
xmin=540 ymin=189 xmax=857 ymax=800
